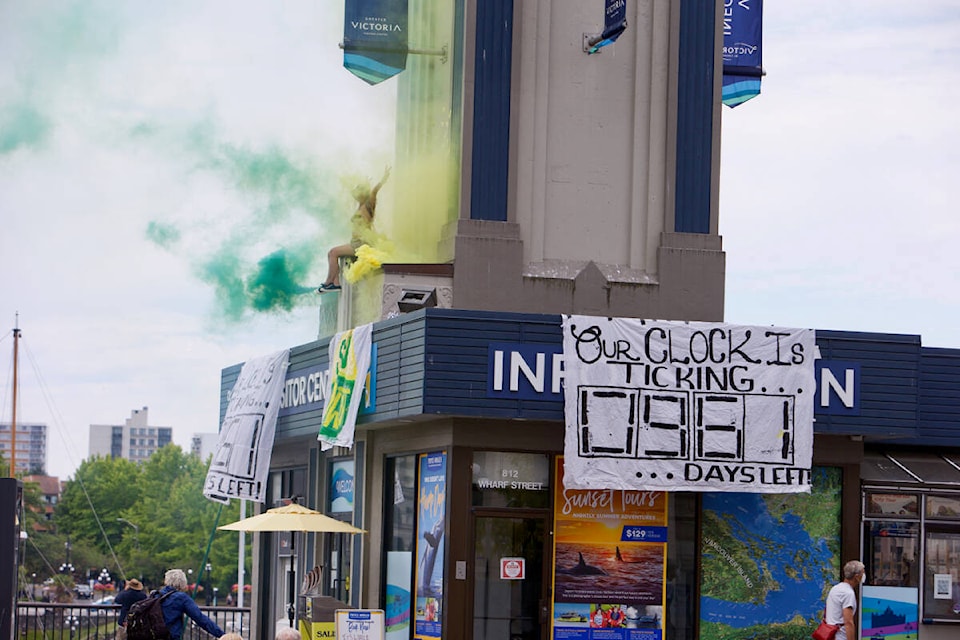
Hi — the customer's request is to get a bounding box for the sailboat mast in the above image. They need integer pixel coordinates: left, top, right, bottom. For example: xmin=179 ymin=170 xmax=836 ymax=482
xmin=9 ymin=316 xmax=20 ymax=477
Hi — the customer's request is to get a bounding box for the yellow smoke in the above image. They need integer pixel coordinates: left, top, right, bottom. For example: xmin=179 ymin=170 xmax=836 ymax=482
xmin=345 ymin=243 xmax=391 ymax=283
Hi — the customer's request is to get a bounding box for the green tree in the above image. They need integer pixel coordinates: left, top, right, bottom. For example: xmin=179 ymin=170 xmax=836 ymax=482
xmin=124 ymin=445 xmax=249 ymax=592
xmin=48 ymin=445 xmax=251 ymax=596
xmin=56 ymin=455 xmax=142 ymax=552
xmin=20 ymin=529 xmax=110 ymax=594
xmin=19 ymin=475 xmax=46 ymax=534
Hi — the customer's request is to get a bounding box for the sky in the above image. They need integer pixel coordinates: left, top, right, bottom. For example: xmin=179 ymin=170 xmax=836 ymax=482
xmin=1 ymin=1 xmax=958 ymax=480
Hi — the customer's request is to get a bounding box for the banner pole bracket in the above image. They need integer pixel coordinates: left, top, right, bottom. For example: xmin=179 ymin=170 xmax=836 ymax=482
xmin=583 ymin=33 xmax=603 ymax=54
xmin=339 ymin=42 xmax=448 ymax=64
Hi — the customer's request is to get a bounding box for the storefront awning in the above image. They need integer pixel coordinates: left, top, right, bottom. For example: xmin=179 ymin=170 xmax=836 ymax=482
xmin=862 ymin=452 xmax=960 ymax=486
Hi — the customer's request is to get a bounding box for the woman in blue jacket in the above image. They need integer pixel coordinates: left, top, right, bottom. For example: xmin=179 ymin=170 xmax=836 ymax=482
xmin=157 ymin=569 xmax=224 ymax=640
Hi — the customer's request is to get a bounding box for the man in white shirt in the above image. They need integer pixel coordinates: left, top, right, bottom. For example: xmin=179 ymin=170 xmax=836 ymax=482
xmin=825 ymin=560 xmax=866 ymax=640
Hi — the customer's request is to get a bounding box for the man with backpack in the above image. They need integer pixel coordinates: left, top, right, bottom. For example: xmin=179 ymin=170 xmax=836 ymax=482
xmin=115 ymin=578 xmax=148 ymax=640
xmin=127 ymin=569 xmax=224 ymax=640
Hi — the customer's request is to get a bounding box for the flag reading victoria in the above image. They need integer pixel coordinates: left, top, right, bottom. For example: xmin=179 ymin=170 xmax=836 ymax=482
xmin=342 ymin=0 xmax=409 ymax=85
xmin=561 ymin=316 xmax=814 ymax=493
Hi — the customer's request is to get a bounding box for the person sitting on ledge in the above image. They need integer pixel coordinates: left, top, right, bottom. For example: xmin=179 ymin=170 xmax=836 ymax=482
xmin=319 ymin=165 xmax=391 ymax=292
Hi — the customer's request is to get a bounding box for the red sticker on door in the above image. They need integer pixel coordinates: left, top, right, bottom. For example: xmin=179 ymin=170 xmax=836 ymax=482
xmin=500 ymin=557 xmax=526 ymax=580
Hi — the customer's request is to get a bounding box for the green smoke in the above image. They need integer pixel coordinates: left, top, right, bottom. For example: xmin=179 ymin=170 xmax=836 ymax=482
xmin=201 ymin=248 xmax=248 ymax=321
xmin=247 ymin=247 xmax=317 ymax=312
xmin=0 ymin=102 xmax=52 ymax=154
xmin=200 ymin=246 xmax=318 ymax=321
xmin=0 ymin=2 xmax=119 ymax=155
xmin=4 ymin=2 xmax=356 ymax=324
xmin=186 ymin=121 xmax=342 ymax=227
xmin=145 ymin=221 xmax=180 ymax=249
xmin=139 ymin=119 xmax=347 ymax=322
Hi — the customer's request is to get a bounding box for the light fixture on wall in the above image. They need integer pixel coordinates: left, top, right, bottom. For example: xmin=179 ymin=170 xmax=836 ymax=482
xmin=397 ymin=287 xmax=437 ymax=313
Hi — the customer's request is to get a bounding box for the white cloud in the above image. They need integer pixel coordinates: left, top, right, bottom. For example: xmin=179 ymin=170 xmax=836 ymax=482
xmin=721 ymin=3 xmax=960 ymax=345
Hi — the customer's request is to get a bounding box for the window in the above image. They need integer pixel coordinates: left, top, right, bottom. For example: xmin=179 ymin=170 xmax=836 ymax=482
xmin=863 ymin=489 xmax=960 ymax=622
xmin=381 ymin=454 xmax=417 ymax=634
xmin=471 ymin=451 xmax=550 ymax=509
xmin=864 ymin=521 xmax=919 ymax=587
xmin=866 ymin=492 xmax=919 ymax=517
xmin=927 ymin=495 xmax=960 ymax=519
xmin=923 ymin=528 xmax=960 ymax=620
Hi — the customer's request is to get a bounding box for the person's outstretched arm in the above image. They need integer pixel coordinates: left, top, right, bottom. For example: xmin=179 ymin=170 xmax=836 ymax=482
xmin=181 ymin=596 xmax=225 ymax=638
xmin=368 ymin=165 xmax=391 ymax=209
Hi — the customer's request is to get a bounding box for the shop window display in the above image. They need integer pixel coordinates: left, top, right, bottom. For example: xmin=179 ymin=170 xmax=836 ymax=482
xmin=862 ymin=490 xmax=960 ymax=624
xmin=923 ymin=529 xmax=960 ymax=620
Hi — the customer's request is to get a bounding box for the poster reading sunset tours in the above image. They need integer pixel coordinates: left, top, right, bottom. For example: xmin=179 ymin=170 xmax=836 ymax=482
xmin=553 ymin=458 xmax=668 ymax=640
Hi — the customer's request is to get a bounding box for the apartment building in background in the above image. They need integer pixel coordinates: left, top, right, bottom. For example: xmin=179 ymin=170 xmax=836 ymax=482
xmin=88 ymin=407 xmax=172 ymax=463
xmin=190 ymin=432 xmax=218 ymax=462
xmin=0 ymin=422 xmax=46 ymax=475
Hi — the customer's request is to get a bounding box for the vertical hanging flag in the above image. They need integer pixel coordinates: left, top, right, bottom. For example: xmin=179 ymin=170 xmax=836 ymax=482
xmin=343 ymin=0 xmax=409 ymax=85
xmin=318 ymin=323 xmax=373 ymax=450
xmin=588 ymin=0 xmax=628 ymax=54
xmin=722 ymin=0 xmax=764 ymax=107
xmin=204 ymin=349 xmax=290 ymax=504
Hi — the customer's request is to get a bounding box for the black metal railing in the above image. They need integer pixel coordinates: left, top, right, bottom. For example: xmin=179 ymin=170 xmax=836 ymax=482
xmin=15 ymin=602 xmax=251 ymax=640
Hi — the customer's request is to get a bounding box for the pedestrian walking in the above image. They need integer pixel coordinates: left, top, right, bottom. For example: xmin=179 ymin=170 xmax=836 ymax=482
xmin=823 ymin=560 xmax=866 ymax=640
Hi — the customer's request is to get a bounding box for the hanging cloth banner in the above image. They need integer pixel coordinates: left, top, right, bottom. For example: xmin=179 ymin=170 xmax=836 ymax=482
xmin=318 ymin=322 xmax=373 ymax=450
xmin=588 ymin=0 xmax=628 ymax=54
xmin=204 ymin=349 xmax=290 ymax=504
xmin=722 ymin=0 xmax=764 ymax=107
xmin=561 ymin=315 xmax=815 ymax=494
xmin=343 ymin=0 xmax=409 ymax=85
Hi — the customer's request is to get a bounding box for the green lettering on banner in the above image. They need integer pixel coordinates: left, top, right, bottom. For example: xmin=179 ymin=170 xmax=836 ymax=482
xmin=319 ymin=330 xmax=358 ymax=439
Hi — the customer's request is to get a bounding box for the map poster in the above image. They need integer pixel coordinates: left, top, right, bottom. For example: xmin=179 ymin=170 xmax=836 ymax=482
xmin=414 ymin=452 xmax=446 ymax=640
xmin=698 ymin=466 xmax=842 ymax=640
xmin=552 ymin=458 xmax=667 ymax=640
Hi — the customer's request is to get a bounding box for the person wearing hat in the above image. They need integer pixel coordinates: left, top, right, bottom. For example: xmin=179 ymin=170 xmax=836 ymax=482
xmin=115 ymin=578 xmax=148 ymax=631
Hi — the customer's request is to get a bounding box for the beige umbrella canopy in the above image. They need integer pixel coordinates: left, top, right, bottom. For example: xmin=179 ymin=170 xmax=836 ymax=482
xmin=219 ymin=503 xmax=365 ymax=534
xmin=219 ymin=503 xmax=364 ymax=629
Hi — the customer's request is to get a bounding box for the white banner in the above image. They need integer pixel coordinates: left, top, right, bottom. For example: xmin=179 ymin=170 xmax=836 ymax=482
xmin=318 ymin=323 xmax=373 ymax=450
xmin=204 ymin=349 xmax=290 ymax=504
xmin=562 ymin=316 xmax=815 ymax=493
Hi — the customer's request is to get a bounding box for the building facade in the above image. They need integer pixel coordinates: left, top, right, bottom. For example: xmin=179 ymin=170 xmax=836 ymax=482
xmin=228 ymin=0 xmax=727 ymax=637
xmin=191 ymin=433 xmax=219 ymax=462
xmin=23 ymin=474 xmax=61 ymax=532
xmin=225 ymin=312 xmax=960 ymax=640
xmin=0 ymin=422 xmax=46 ymax=475
xmin=88 ymin=407 xmax=172 ymax=463
xmin=216 ymin=2 xmax=959 ymax=640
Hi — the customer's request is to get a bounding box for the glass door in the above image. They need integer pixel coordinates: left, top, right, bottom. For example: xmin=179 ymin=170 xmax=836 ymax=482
xmin=473 ymin=515 xmax=548 ymax=640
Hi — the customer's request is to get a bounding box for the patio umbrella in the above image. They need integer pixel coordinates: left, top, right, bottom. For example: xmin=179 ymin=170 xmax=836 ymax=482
xmin=219 ymin=503 xmax=365 ymax=628
xmin=219 ymin=503 xmax=365 ymax=534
